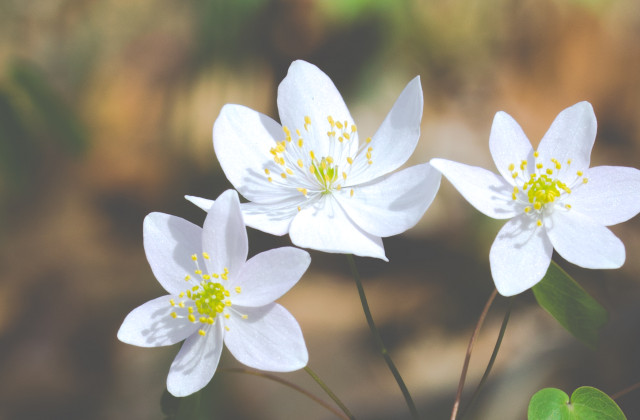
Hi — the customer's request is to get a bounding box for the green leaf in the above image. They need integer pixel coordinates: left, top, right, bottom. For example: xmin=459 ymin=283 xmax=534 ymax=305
xmin=532 ymin=261 xmax=607 ymax=348
xmin=528 ymin=386 xmax=626 ymax=420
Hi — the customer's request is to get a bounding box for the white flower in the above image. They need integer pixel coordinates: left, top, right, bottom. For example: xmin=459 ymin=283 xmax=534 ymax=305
xmin=117 ymin=190 xmax=310 ymax=397
xmin=431 ymin=102 xmax=640 ymax=296
xmin=187 ymin=60 xmax=441 ymax=261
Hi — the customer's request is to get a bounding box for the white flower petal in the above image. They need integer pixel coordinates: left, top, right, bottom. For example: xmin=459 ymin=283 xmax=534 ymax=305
xmin=565 ymin=166 xmax=640 ymax=226
xmin=537 ymin=101 xmax=596 ymax=174
xmin=224 ymin=303 xmax=308 ymax=372
xmin=277 ymin=60 xmax=354 ymax=158
xmin=202 ymin=190 xmax=248 ymax=276
xmin=185 ymin=195 xmax=213 ymax=212
xmin=348 ymin=77 xmax=423 ymax=184
xmin=546 ymin=209 xmax=625 ymax=269
xmin=430 ymin=158 xmax=519 ymax=219
xmin=117 ymin=296 xmax=198 ymax=347
xmin=489 ymin=215 xmax=553 ymax=296
xmin=338 ymin=163 xmax=440 ymax=237
xmin=213 ymin=104 xmax=291 ymax=204
xmin=185 ymin=196 xmax=299 ymax=236
xmin=240 ymin=199 xmax=301 ymax=236
xmin=489 ymin=111 xmax=535 ymax=182
xmin=167 ymin=322 xmax=224 ymax=397
xmin=289 ymin=195 xmax=387 ymax=260
xmin=144 ymin=213 xmax=203 ymax=295
xmin=232 ymin=247 xmax=310 ymax=307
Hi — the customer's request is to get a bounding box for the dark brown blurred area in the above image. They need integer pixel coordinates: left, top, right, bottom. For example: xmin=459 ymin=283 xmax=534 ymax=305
xmin=1 ymin=0 xmax=640 ymax=419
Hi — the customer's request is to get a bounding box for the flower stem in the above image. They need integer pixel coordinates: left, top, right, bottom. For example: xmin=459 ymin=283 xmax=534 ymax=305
xmin=450 ymin=288 xmax=498 ymax=420
xmin=346 ymin=254 xmax=420 ymax=420
xmin=304 ymin=366 xmax=356 ymax=420
xmin=611 ymin=381 xmax=640 ymax=401
xmin=222 ymin=367 xmax=352 ymax=420
xmin=458 ymin=300 xmax=511 ymax=419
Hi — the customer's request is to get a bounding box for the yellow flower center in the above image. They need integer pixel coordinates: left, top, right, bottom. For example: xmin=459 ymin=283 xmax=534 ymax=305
xmin=508 ymin=152 xmax=588 ymax=226
xmin=265 ymin=115 xmax=374 ymax=201
xmin=169 ymin=253 xmax=245 ymax=336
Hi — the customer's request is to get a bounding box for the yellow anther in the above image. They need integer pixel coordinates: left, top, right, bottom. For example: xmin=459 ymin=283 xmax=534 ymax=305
xmin=267 ymin=177 xmax=273 ymax=182
xmin=179 ymin=292 xmax=184 ymax=298
xmin=513 ymin=186 xmax=519 ymax=194
xmin=344 ymin=132 xmax=350 ymax=140
xmin=338 ymin=137 xmax=344 ymax=143
xmin=567 ymin=159 xmax=572 ymax=165
xmin=225 ymin=326 xmax=230 ymax=331
xmin=327 ymin=116 xmax=335 ymax=126
xmin=188 ymin=314 xmax=196 ymax=323
xmin=512 ymin=172 xmax=518 ymax=179
xmin=534 ymin=151 xmax=539 ymax=158
xmin=336 ymin=184 xmax=342 ymax=191
xmin=224 ymin=313 xmax=230 ymax=319
xmin=297 ymin=206 xmax=301 ymax=212
xmin=512 ymin=193 xmax=517 ymax=200
xmin=242 ymin=314 xmax=248 ymax=319
xmin=368 ymin=160 xmax=372 ymax=165
xmin=286 ymin=168 xmax=293 ymax=175
xmin=347 ymin=157 xmax=353 ymax=164
xmin=297 ymin=187 xmax=308 ymax=196
xmin=297 ymin=159 xmax=303 ymax=168
xmin=298 ymin=138 xmax=303 ymax=147
xmin=200 ymin=316 xmax=207 ymax=323
xmin=202 ymin=274 xmax=210 ymax=280
xmin=184 ymin=275 xmax=190 ymax=281
xmin=546 ymin=168 xmax=553 ymax=175
xmin=326 ymin=156 xmax=334 ymax=164
xmin=536 ymin=163 xmax=543 ymax=169
xmin=191 ymin=254 xmax=197 ymax=261
xmin=335 ymin=121 xmax=343 ymax=129
xmin=310 ymin=150 xmax=315 ymax=160
xmin=555 ymin=163 xmax=561 ymax=169
xmin=194 ymin=270 xmax=202 ymax=275
xmin=321 ymin=160 xmax=327 ymax=170
xmin=278 ymin=157 xmax=285 ymax=165
xmin=188 ymin=306 xmax=194 ymax=313
xmin=221 ymin=273 xmax=228 ymax=280
xmin=283 ymin=126 xmax=291 ymax=135
xmin=264 ymin=168 xmax=270 ymax=175
xmin=350 ymin=189 xmax=354 ymax=197
xmin=351 ymin=125 xmax=357 ymax=132
xmin=198 ymin=329 xmax=206 ymax=336
xmin=524 ymin=206 xmax=531 ymax=213
xmin=366 ymin=137 xmax=372 ymax=143
xmin=309 ymin=166 xmax=315 ymax=174
xmin=235 ymin=286 xmax=242 ymax=294
xmin=583 ymin=178 xmax=589 ymax=184
xmin=296 ymin=129 xmax=301 ymax=136
xmin=342 ymin=171 xmax=347 ymax=180
xmin=179 ymin=301 xmax=185 ymax=308
xmin=281 ymin=173 xmax=287 ymax=179
xmin=304 ymin=116 xmax=311 ymax=125
xmin=208 ymin=317 xmax=214 ymax=324
xmin=508 ymin=163 xmax=515 ymax=171
xmin=537 ymin=220 xmax=543 ymax=227
xmin=225 ymin=300 xmax=231 ymax=306
xmin=565 ymin=204 xmax=572 ymax=209
xmin=366 ymin=151 xmax=372 ymax=160
xmin=577 ymin=170 xmax=583 ymax=176
xmin=534 ymin=202 xmax=542 ymax=210
xmin=170 ymin=299 xmax=175 ymax=306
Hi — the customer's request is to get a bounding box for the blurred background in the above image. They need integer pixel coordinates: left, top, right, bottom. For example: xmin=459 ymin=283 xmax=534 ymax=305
xmin=1 ymin=0 xmax=640 ymax=418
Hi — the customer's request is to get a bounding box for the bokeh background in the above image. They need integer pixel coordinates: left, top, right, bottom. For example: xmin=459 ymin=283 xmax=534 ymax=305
xmin=2 ymin=0 xmax=640 ymax=418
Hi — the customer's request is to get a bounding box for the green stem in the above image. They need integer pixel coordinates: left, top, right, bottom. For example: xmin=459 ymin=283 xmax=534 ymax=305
xmin=304 ymin=366 xmax=355 ymax=420
xmin=450 ymin=288 xmax=498 ymax=420
xmin=222 ymin=367 xmax=352 ymax=420
xmin=458 ymin=301 xmax=511 ymax=419
xmin=346 ymin=254 xmax=419 ymax=420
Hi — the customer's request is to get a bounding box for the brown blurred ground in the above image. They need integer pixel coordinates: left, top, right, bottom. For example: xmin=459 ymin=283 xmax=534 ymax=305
xmin=1 ymin=0 xmax=640 ymax=419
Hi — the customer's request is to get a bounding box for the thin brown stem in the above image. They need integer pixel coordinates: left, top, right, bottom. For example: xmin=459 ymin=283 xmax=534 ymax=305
xmin=450 ymin=288 xmax=498 ymax=420
xmin=221 ymin=367 xmax=351 ymax=420
xmin=611 ymin=381 xmax=640 ymax=401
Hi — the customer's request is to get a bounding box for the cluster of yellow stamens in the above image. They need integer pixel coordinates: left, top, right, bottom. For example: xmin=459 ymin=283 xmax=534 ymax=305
xmin=508 ymin=151 xmax=588 ymax=227
xmin=265 ymin=115 xmax=374 ymax=202
xmin=169 ymin=253 xmax=245 ymax=337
